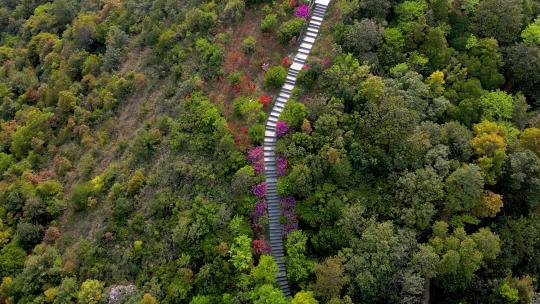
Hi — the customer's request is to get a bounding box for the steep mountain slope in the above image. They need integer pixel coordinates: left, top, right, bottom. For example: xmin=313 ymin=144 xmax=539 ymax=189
xmin=1 ymin=0 xmax=540 ymax=303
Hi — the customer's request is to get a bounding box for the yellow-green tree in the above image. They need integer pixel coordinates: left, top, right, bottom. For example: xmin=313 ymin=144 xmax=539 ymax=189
xmin=519 ymin=128 xmax=540 ymax=156
xmin=470 ymin=120 xmax=507 ymax=184
xmin=77 ymin=279 xmax=104 ymax=304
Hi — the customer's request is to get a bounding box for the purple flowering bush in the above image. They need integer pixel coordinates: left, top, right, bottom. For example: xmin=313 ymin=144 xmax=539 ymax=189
xmin=276 ymin=121 xmax=289 ymax=137
xmin=277 ymin=155 xmax=288 ymax=176
xmin=253 ymin=160 xmax=264 ymax=174
xmin=280 ymin=197 xmax=298 ymax=234
xmin=248 ymin=146 xmax=263 ymax=163
xmin=251 ymin=200 xmax=268 ymax=220
xmin=294 ymin=4 xmax=310 ymax=19
xmin=252 ymin=182 xmax=267 ymax=197
xmin=251 ymin=200 xmax=268 ymax=231
xmin=248 ymin=146 xmax=265 ymax=174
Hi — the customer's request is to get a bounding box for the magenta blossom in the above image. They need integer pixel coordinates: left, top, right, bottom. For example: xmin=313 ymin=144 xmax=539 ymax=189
xmin=252 ymin=182 xmax=267 ymax=198
xmin=280 ymin=196 xmax=297 ymax=209
xmin=277 ymin=156 xmax=288 ymax=176
xmin=253 ymin=159 xmax=264 ymax=174
xmin=251 ymin=200 xmax=268 ymax=220
xmin=283 ymin=222 xmax=299 ymax=234
xmin=294 ymin=4 xmax=310 ymax=19
xmin=276 ymin=121 xmax=290 ymax=137
xmin=280 ymin=196 xmax=298 ymax=235
xmin=251 ymin=200 xmax=268 ymax=232
xmin=248 ymin=146 xmax=263 ymax=163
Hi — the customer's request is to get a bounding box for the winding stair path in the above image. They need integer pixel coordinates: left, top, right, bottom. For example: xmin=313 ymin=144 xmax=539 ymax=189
xmin=263 ymin=0 xmax=331 ymax=296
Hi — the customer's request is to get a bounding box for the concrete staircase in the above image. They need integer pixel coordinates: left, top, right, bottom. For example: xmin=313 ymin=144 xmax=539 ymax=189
xmin=263 ymin=0 xmax=331 ymax=297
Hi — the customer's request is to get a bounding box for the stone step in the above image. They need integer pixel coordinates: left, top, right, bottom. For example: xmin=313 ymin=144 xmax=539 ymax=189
xmin=304 ymin=36 xmax=316 ymax=44
xmin=286 ymin=75 xmax=296 ymax=81
xmin=279 ymin=92 xmax=291 ymax=98
xmin=298 ymin=47 xmax=309 ymax=55
xmin=309 ymin=22 xmax=321 ymax=29
xmin=309 ymin=25 xmax=320 ymax=32
xmin=311 ymin=19 xmax=322 ymax=25
xmin=293 ymin=58 xmax=305 ymax=66
xmin=290 ymin=62 xmax=303 ymax=71
xmin=300 ymin=42 xmax=312 ymax=50
xmin=272 ymin=251 xmax=285 ymax=258
xmin=296 ymin=53 xmax=308 ymax=61
xmin=283 ymin=83 xmax=294 ymax=91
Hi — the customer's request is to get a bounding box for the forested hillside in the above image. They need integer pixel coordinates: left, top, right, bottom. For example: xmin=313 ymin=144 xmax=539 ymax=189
xmin=1 ymin=0 xmax=540 ymax=303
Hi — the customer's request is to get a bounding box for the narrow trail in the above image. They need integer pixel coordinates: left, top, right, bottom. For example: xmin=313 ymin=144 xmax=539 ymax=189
xmin=263 ymin=0 xmax=331 ymax=296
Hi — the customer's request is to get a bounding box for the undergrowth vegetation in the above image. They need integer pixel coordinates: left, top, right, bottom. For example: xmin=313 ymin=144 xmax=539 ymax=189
xmin=0 ymin=0 xmax=539 ymax=303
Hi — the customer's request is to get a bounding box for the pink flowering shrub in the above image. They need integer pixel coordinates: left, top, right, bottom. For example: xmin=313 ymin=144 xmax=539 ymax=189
xmin=277 ymin=155 xmax=288 ymax=176
xmin=276 ymin=121 xmax=289 ymax=137
xmin=283 ymin=210 xmax=299 ymax=234
xmin=280 ymin=196 xmax=297 ymax=209
xmin=248 ymin=146 xmax=263 ymax=163
xmin=251 ymin=200 xmax=268 ymax=231
xmin=253 ymin=160 xmax=264 ymax=174
xmin=294 ymin=4 xmax=310 ymax=19
xmin=251 ymin=200 xmax=268 ymax=220
xmin=248 ymin=146 xmax=265 ymax=174
xmin=252 ymin=182 xmax=267 ymax=197
xmin=253 ymin=239 xmax=271 ymax=255
xmin=280 ymin=197 xmax=298 ymax=234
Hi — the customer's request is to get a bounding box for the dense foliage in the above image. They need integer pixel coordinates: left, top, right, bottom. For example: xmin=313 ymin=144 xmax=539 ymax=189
xmin=0 ymin=0 xmax=540 ymax=303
